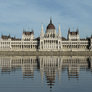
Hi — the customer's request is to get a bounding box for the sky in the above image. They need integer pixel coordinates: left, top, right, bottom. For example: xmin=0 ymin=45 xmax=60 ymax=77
xmin=0 ymin=0 xmax=92 ymax=38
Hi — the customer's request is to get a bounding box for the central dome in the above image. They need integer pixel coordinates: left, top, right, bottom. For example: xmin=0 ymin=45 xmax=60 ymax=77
xmin=47 ymin=19 xmax=55 ymax=30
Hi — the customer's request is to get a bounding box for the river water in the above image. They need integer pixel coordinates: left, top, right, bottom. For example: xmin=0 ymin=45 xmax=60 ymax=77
xmin=0 ymin=56 xmax=92 ymax=92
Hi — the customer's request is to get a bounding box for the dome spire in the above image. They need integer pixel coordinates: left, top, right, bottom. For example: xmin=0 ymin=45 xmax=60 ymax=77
xmin=50 ymin=17 xmax=52 ymax=24
xmin=47 ymin=18 xmax=55 ymax=30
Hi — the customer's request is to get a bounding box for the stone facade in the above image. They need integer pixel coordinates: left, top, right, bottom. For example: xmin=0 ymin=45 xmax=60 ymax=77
xmin=0 ymin=19 xmax=92 ymax=51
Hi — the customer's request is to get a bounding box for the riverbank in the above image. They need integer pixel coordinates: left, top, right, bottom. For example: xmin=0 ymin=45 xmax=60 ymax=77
xmin=0 ymin=51 xmax=92 ymax=56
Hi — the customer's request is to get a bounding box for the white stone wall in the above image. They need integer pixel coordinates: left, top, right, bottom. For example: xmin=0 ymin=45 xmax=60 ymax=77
xmin=68 ymin=33 xmax=80 ymax=40
xmin=0 ymin=38 xmax=11 ymax=51
xmin=39 ymin=26 xmax=62 ymax=51
xmin=11 ymin=40 xmax=37 ymax=51
xmin=0 ymin=37 xmax=90 ymax=51
xmin=91 ymin=38 xmax=92 ymax=50
xmin=0 ymin=27 xmax=91 ymax=51
xmin=22 ymin=33 xmax=34 ymax=40
xmin=0 ymin=38 xmax=37 ymax=51
xmin=62 ymin=40 xmax=88 ymax=51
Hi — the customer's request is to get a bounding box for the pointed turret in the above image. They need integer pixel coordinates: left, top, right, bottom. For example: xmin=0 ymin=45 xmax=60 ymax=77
xmin=68 ymin=28 xmax=70 ymax=34
xmin=76 ymin=28 xmax=79 ymax=34
xmin=58 ymin=24 xmax=61 ymax=37
xmin=40 ymin=24 xmax=44 ymax=38
xmin=23 ymin=28 xmax=25 ymax=33
xmin=50 ymin=18 xmax=52 ymax=24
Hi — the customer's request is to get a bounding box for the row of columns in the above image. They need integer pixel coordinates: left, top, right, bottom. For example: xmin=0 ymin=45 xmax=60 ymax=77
xmin=40 ymin=40 xmax=62 ymax=50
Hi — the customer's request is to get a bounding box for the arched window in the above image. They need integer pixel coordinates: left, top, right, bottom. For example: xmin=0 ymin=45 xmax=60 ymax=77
xmin=50 ymin=34 xmax=52 ymax=37
xmin=53 ymin=34 xmax=55 ymax=38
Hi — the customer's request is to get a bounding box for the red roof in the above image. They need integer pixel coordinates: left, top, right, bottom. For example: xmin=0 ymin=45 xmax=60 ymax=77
xmin=47 ymin=19 xmax=55 ymax=30
xmin=1 ymin=35 xmax=10 ymax=39
xmin=23 ymin=31 xmax=34 ymax=35
xmin=69 ymin=32 xmax=78 ymax=35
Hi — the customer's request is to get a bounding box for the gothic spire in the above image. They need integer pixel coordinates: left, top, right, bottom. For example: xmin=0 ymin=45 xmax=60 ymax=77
xmin=40 ymin=24 xmax=44 ymax=37
xmin=76 ymin=28 xmax=79 ymax=34
xmin=58 ymin=24 xmax=61 ymax=37
xmin=50 ymin=18 xmax=52 ymax=24
xmin=68 ymin=28 xmax=70 ymax=34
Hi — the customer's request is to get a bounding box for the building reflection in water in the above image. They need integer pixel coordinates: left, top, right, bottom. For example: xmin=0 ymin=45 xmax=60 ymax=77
xmin=0 ymin=56 xmax=92 ymax=88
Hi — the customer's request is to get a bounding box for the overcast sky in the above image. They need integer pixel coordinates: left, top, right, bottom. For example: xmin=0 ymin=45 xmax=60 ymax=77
xmin=0 ymin=0 xmax=92 ymax=38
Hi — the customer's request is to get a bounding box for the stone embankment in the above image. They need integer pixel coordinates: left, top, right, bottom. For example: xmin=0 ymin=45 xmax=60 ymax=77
xmin=0 ymin=51 xmax=92 ymax=56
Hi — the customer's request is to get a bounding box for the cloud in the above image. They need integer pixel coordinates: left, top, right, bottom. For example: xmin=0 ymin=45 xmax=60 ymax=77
xmin=0 ymin=0 xmax=92 ymax=38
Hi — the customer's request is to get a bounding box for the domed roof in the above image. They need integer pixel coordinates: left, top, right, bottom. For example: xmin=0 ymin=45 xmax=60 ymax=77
xmin=47 ymin=19 xmax=55 ymax=30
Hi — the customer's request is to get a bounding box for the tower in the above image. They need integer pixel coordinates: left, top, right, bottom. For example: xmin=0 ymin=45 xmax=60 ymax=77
xmin=40 ymin=24 xmax=44 ymax=38
xmin=58 ymin=24 xmax=61 ymax=38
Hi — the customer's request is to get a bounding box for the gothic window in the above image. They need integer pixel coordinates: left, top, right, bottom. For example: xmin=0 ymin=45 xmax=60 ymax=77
xmin=50 ymin=34 xmax=52 ymax=37
xmin=50 ymin=40 xmax=51 ymax=44
xmin=53 ymin=34 xmax=55 ymax=38
xmin=48 ymin=34 xmax=49 ymax=38
xmin=30 ymin=45 xmax=32 ymax=48
xmin=56 ymin=41 xmax=58 ymax=44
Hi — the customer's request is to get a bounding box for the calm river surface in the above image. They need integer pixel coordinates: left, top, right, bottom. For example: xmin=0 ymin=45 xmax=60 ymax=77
xmin=0 ymin=56 xmax=92 ymax=92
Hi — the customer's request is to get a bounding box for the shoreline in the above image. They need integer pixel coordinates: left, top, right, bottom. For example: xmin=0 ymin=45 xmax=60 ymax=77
xmin=0 ymin=51 xmax=92 ymax=56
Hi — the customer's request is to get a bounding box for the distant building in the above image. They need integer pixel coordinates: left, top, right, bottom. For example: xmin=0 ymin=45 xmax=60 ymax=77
xmin=0 ymin=19 xmax=92 ymax=51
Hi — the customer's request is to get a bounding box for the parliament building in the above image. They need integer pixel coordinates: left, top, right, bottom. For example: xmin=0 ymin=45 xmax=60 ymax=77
xmin=0 ymin=19 xmax=92 ymax=51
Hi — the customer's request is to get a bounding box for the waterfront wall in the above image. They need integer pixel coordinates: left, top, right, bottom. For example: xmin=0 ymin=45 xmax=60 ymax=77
xmin=0 ymin=51 xmax=92 ymax=56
